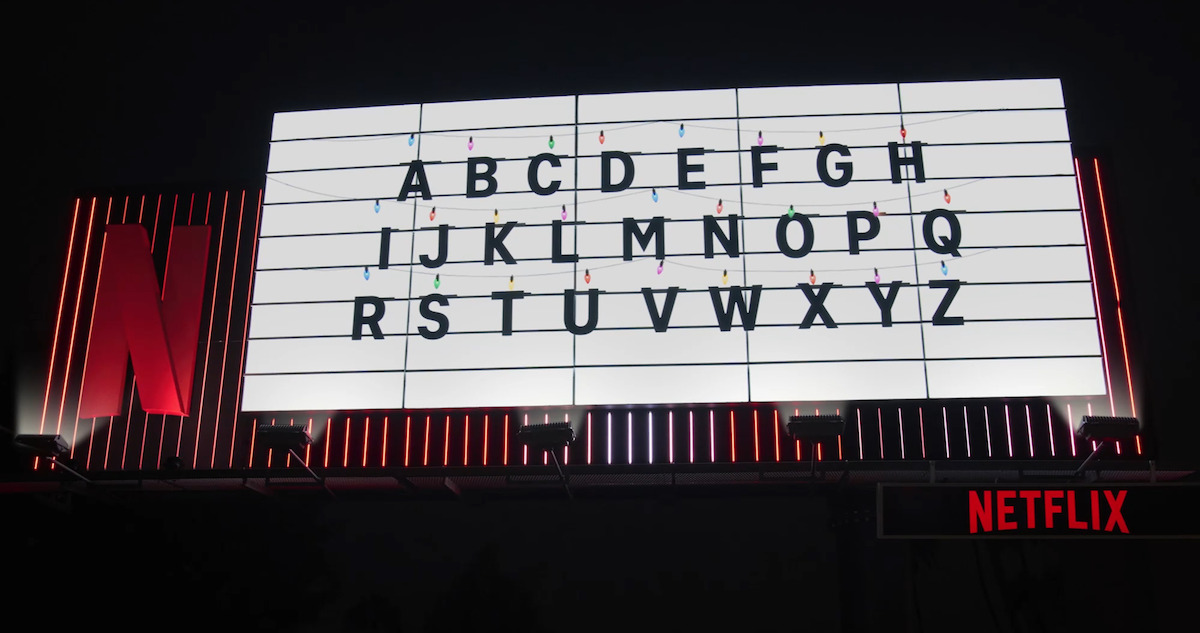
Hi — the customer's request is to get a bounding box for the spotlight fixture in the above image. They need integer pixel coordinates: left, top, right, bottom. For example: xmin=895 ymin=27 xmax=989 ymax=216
xmin=254 ymin=424 xmax=331 ymax=496
xmin=1076 ymin=416 xmax=1140 ymax=442
xmin=1074 ymin=416 xmax=1141 ymax=477
xmin=13 ymin=434 xmax=89 ymax=483
xmin=516 ymin=422 xmax=575 ymax=501
xmin=516 ymin=422 xmax=575 ymax=452
xmin=785 ymin=414 xmax=845 ymax=440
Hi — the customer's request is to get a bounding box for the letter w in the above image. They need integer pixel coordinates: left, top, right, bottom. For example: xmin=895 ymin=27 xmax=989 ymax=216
xmin=78 ymin=224 xmax=211 ymax=417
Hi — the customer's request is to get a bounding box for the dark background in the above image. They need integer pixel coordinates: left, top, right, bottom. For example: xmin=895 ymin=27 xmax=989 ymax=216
xmin=6 ymin=2 xmax=1197 ymax=631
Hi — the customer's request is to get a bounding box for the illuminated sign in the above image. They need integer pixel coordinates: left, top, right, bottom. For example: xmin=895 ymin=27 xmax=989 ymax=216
xmin=244 ymin=79 xmax=1105 ymax=412
xmin=878 ymin=485 xmax=1200 ymax=538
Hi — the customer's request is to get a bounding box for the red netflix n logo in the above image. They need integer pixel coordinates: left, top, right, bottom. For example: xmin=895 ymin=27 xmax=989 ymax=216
xmin=78 ymin=224 xmax=211 ymax=418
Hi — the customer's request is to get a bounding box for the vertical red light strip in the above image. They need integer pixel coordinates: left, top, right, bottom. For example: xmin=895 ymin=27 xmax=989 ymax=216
xmin=836 ymin=408 xmax=842 ymax=460
xmin=267 ymin=418 xmax=275 ymax=468
xmin=463 ymin=415 xmax=470 ymax=466
xmin=752 ymin=410 xmax=760 ymax=462
xmin=38 ymin=198 xmax=82 ymax=459
xmin=59 ymin=198 xmax=99 ymax=450
xmin=120 ymin=195 xmax=159 ymax=470
xmin=443 ymin=415 xmax=450 ymax=466
xmin=483 ymin=414 xmax=490 ymax=466
xmin=729 ymin=410 xmax=736 ymax=463
xmin=563 ymin=414 xmax=569 ymax=466
xmin=248 ymin=418 xmax=257 ymax=467
xmin=856 ymin=409 xmax=864 ymax=460
xmin=522 ymin=414 xmax=528 ymax=466
xmin=363 ymin=416 xmax=371 ymax=467
xmin=795 ymin=408 xmax=801 ymax=460
xmin=161 ymin=193 xmax=196 ymax=469
xmin=941 ymin=407 xmax=950 ymax=459
xmin=1093 ymin=160 xmax=1140 ymax=454
xmin=286 ymin=419 xmax=293 ymax=467
xmin=146 ymin=194 xmax=178 ymax=469
xmin=404 ymin=415 xmax=411 ymax=467
xmin=343 ymin=417 xmax=351 ymax=468
xmin=385 ymin=415 xmax=392 ymax=467
xmin=502 ymin=414 xmax=509 ymax=466
xmin=1045 ymin=404 xmax=1056 ymax=457
xmin=1074 ymin=158 xmax=1117 ymax=416
xmin=305 ymin=418 xmax=313 ymax=465
xmin=586 ymin=412 xmax=592 ymax=465
xmin=192 ymin=192 xmax=227 ymax=468
xmin=667 ymin=411 xmax=673 ymax=464
xmin=773 ymin=410 xmax=780 ymax=462
xmin=210 ymin=191 xmax=246 ymax=468
xmin=423 ymin=416 xmax=430 ymax=466
xmin=230 ymin=190 xmax=264 ymax=467
xmin=75 ymin=198 xmax=111 ymax=469
xmin=324 ymin=417 xmax=332 ymax=468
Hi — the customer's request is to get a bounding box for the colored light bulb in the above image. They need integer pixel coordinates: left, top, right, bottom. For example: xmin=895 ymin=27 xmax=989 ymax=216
xmin=584 ymin=269 xmax=591 ymax=284
xmin=549 ymin=135 xmax=555 ymax=149
xmin=599 ymin=130 xmax=605 ymax=144
xmin=679 ymin=123 xmax=685 ymax=137
xmin=716 ymin=199 xmax=723 ymax=214
xmin=409 ymin=133 xmax=415 ymax=146
xmin=940 ymin=260 xmax=948 ymax=276
xmin=818 ymin=131 xmax=825 ymax=146
xmin=468 ymin=136 xmax=474 ymax=151
xmin=494 ymin=209 xmax=499 ymax=221
xmin=561 ymin=205 xmax=567 ymax=220
xmin=509 ymin=275 xmax=514 ymax=290
xmin=900 ymin=125 xmax=907 ymax=139
xmin=374 ymin=199 xmax=380 ymax=213
xmin=757 ymin=131 xmax=763 ymax=146
xmin=434 ymin=274 xmax=440 ymax=289
xmin=874 ymin=268 xmax=880 ymax=284
xmin=363 ymin=266 xmax=370 ymax=280
xmin=430 ymin=207 xmax=436 ymax=221
xmin=787 ymin=204 xmax=795 ymax=218
xmin=657 ymin=259 xmax=664 ymax=275
xmin=809 ymin=269 xmax=816 ymax=284
xmin=943 ymin=189 xmax=951 ymax=204
xmin=722 ymin=269 xmax=728 ymax=285
xmin=651 ymin=189 xmax=658 ymax=202
xmin=873 ymin=201 xmax=880 ymax=217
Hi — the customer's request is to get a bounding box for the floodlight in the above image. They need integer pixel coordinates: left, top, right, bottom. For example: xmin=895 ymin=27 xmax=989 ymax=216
xmin=13 ymin=434 xmax=89 ymax=483
xmin=785 ymin=415 xmax=845 ymax=440
xmin=516 ymin=422 xmax=575 ymax=452
xmin=14 ymin=434 xmax=69 ymax=460
xmin=1073 ymin=416 xmax=1141 ymax=477
xmin=516 ymin=422 xmax=575 ymax=501
xmin=256 ymin=424 xmax=313 ymax=453
xmin=1076 ymin=416 xmax=1140 ymax=442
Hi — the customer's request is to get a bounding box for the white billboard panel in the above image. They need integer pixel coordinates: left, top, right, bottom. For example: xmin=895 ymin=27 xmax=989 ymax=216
xmin=243 ymin=79 xmax=1105 ymax=412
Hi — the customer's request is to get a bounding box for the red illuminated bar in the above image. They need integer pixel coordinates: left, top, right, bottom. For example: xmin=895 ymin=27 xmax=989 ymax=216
xmin=211 ymin=191 xmax=247 ymax=468
xmin=463 ymin=415 xmax=470 ymax=466
xmin=753 ymin=409 xmax=760 ymax=462
xmin=193 ymin=192 xmax=228 ymax=469
xmin=305 ymin=419 xmax=313 ymax=465
xmin=247 ymin=418 xmax=258 ymax=467
xmin=267 ymin=418 xmax=275 ymax=467
xmin=61 ymin=198 xmax=100 ymax=456
xmin=879 ymin=408 xmax=885 ymax=459
xmin=423 ymin=416 xmax=431 ymax=466
xmin=363 ymin=416 xmax=371 ymax=467
xmin=324 ymin=417 xmax=332 ymax=468
xmin=38 ymin=198 xmax=82 ymax=457
xmin=230 ymin=190 xmax=264 ymax=467
xmin=1093 ymin=159 xmax=1140 ymax=454
xmin=708 ymin=409 xmax=715 ymax=463
xmin=856 ymin=409 xmax=864 ymax=460
xmin=729 ymin=410 xmax=736 ymax=463
xmin=404 ymin=415 xmax=412 ymax=467
xmin=483 ymin=414 xmax=490 ymax=466
xmin=1074 ymin=158 xmax=1117 ymax=417
xmin=343 ymin=417 xmax=351 ymax=468
xmin=585 ymin=412 xmax=591 ymax=465
xmin=382 ymin=416 xmax=389 ymax=467
xmin=442 ymin=415 xmax=450 ymax=467
xmin=503 ymin=414 xmax=509 ymax=466
xmin=773 ymin=410 xmax=780 ymax=462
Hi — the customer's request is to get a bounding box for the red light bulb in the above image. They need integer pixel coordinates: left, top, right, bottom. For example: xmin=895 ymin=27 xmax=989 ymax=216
xmin=809 ymin=270 xmax=816 ymax=284
xmin=943 ymin=189 xmax=951 ymax=204
xmin=584 ymin=269 xmax=591 ymax=284
xmin=429 ymin=207 xmax=436 ymax=221
xmin=900 ymin=125 xmax=907 ymax=139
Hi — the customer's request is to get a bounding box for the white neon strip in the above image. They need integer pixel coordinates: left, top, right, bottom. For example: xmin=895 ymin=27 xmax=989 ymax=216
xmin=587 ymin=412 xmax=592 ymax=465
xmin=648 ymin=412 xmax=653 ymax=464
xmin=606 ymin=412 xmax=612 ymax=465
xmin=1025 ymin=404 xmax=1035 ymax=458
xmin=688 ymin=410 xmax=694 ymax=464
xmin=918 ymin=407 xmax=926 ymax=459
xmin=544 ymin=413 xmax=549 ymax=465
xmin=898 ymin=408 xmax=905 ymax=459
xmin=1046 ymin=403 xmax=1056 ymax=457
xmin=627 ymin=412 xmax=633 ymax=464
xmin=1067 ymin=403 xmax=1076 ymax=457
xmin=877 ymin=408 xmax=884 ymax=459
xmin=942 ymin=407 xmax=950 ymax=459
xmin=984 ymin=407 xmax=993 ymax=457
xmin=1004 ymin=405 xmax=1014 ymax=457
xmin=523 ymin=413 xmax=528 ymax=465
xmin=708 ymin=409 xmax=715 ymax=463
xmin=562 ymin=413 xmax=568 ymax=465
xmin=668 ymin=411 xmax=674 ymax=464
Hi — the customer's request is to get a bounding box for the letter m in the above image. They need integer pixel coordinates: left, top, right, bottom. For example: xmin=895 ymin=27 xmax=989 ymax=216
xmin=78 ymin=224 xmax=211 ymax=417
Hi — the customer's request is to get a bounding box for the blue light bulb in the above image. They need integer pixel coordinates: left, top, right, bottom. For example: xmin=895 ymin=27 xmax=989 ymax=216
xmin=363 ymin=267 xmax=370 ymax=280
xmin=374 ymin=199 xmax=380 ymax=213
xmin=678 ymin=123 xmax=685 ymax=137
xmin=408 ymin=133 xmax=415 ymax=146
xmin=940 ymin=260 xmax=948 ymax=276
xmin=651 ymin=189 xmax=658 ymax=202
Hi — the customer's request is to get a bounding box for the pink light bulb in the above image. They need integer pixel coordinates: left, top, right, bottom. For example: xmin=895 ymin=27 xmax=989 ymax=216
xmin=468 ymin=136 xmax=474 ymax=151
xmin=874 ymin=268 xmax=880 ymax=284
xmin=657 ymin=260 xmax=664 ymax=275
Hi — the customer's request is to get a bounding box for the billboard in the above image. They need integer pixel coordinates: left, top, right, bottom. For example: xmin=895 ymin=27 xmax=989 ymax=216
xmin=244 ymin=79 xmax=1105 ymax=412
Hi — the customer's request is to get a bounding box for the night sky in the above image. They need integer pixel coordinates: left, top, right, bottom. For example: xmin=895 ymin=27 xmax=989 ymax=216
xmin=7 ymin=2 xmax=1198 ymax=631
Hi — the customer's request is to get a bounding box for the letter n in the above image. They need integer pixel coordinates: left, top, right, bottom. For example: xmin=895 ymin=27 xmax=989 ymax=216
xmin=78 ymin=224 xmax=211 ymax=417
xmin=969 ymin=490 xmax=992 ymax=533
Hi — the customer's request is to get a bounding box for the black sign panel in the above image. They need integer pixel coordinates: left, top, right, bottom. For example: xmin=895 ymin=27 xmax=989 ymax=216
xmin=878 ymin=484 xmax=1200 ymax=538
